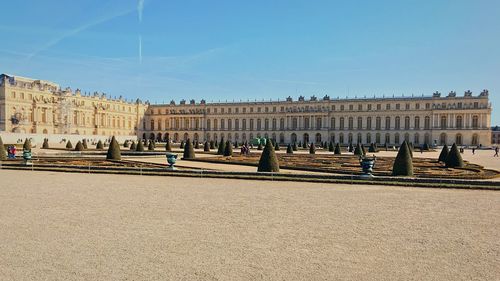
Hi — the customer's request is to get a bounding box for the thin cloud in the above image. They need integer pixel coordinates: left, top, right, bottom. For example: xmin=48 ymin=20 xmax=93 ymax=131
xmin=137 ymin=0 xmax=145 ymax=22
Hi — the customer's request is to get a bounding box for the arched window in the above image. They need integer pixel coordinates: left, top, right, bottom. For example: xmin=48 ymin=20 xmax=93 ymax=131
xmin=366 ymin=117 xmax=372 ymax=130
xmin=348 ymin=133 xmax=353 ymax=143
xmin=440 ymin=115 xmax=447 ymax=129
xmin=404 ymin=133 xmax=410 ymax=142
xmin=440 ymin=133 xmax=447 ymax=145
xmin=213 ymin=119 xmax=218 ymax=130
xmin=242 ymin=119 xmax=247 ymax=130
xmin=455 ymin=134 xmax=462 ymax=145
xmin=394 ymin=133 xmax=400 ymax=144
xmin=279 ymin=118 xmax=284 ymax=130
xmin=472 ymin=115 xmax=479 ymax=129
xmin=292 ymin=118 xmax=298 ymax=130
xmin=330 ymin=133 xmax=335 ymax=143
xmin=315 ymin=133 xmax=322 ymax=144
xmin=257 ymin=119 xmax=262 ymax=130
xmin=385 ymin=117 xmax=391 ymax=129
xmin=366 ymin=133 xmax=371 ymax=144
xmin=472 ymin=134 xmax=479 ymax=146
xmin=227 ymin=119 xmax=232 ymax=130
xmin=414 ymin=116 xmax=420 ymax=129
xmin=424 ymin=116 xmax=430 ymax=130
xmin=348 ymin=117 xmax=354 ymax=130
xmin=304 ymin=117 xmax=310 ymax=129
xmin=385 ymin=133 xmax=390 ymax=144
xmin=330 ymin=117 xmax=336 ymax=129
xmin=376 ymin=117 xmax=381 ymax=130
xmin=357 ymin=133 xmax=362 ymax=143
xmin=339 ymin=133 xmax=344 ymax=144
xmin=291 ymin=133 xmax=297 ymax=143
xmin=404 ymin=116 xmax=410 ymax=130
xmin=375 ymin=133 xmax=381 ymax=144
xmin=395 ymin=117 xmax=401 ymax=130
xmin=279 ymin=133 xmax=284 ymax=143
xmin=303 ymin=133 xmax=310 ymax=144
xmin=316 ymin=117 xmax=322 ymax=130
xmin=340 ymin=117 xmax=345 ymax=130
xmin=414 ymin=133 xmax=420 ymax=144
xmin=272 ymin=118 xmax=276 ymax=130
xmin=235 ymin=119 xmax=239 ymax=130
xmin=264 ymin=119 xmax=269 ymax=130
xmin=357 ymin=117 xmax=362 ymax=129
xmin=456 ymin=116 xmax=463 ymax=129
xmin=424 ymin=133 xmax=430 ymax=145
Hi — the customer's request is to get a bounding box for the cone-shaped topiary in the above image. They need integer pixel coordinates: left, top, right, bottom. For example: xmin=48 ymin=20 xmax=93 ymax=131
xmin=195 ymin=141 xmax=200 ymax=149
xmin=438 ymin=144 xmax=449 ymax=162
xmin=406 ymin=141 xmax=413 ymax=158
xmin=392 ymin=140 xmax=413 ymax=176
xmin=106 ymin=136 xmax=121 ymax=160
xmin=136 ymin=139 xmax=145 ymax=152
xmin=0 ymin=137 xmax=6 ymax=160
xmin=257 ymin=143 xmax=263 ymax=150
xmin=361 ymin=144 xmax=367 ymax=155
xmin=96 ymin=140 xmax=104 ymax=150
xmin=348 ymin=143 xmax=354 ymax=152
xmin=423 ymin=143 xmax=430 ymax=151
xmin=234 ymin=142 xmax=238 ymax=149
xmin=298 ymin=141 xmax=302 ymax=148
xmin=445 ymin=143 xmax=464 ymax=168
xmin=329 ymin=141 xmax=334 ymax=152
xmin=353 ymin=143 xmax=363 ymax=156
xmin=22 ymin=138 xmax=31 ymax=151
xmin=334 ymin=143 xmax=341 ymax=155
xmin=274 ymin=142 xmax=280 ymax=151
xmin=258 ymin=138 xmax=280 ymax=172
xmin=165 ymin=140 xmax=172 ymax=152
xmin=66 ymin=140 xmax=73 ymax=149
xmin=74 ymin=141 xmax=84 ymax=151
xmin=42 ymin=138 xmax=49 ymax=149
xmin=130 ymin=141 xmax=136 ymax=150
xmin=148 ymin=140 xmax=155 ymax=151
xmin=204 ymin=141 xmax=210 ymax=152
xmin=210 ymin=140 xmax=215 ymax=149
xmin=368 ymin=143 xmax=377 ymax=153
xmin=183 ymin=138 xmax=195 ymax=159
xmin=309 ymin=143 xmax=316 ymax=154
xmin=286 ymin=144 xmax=293 ymax=154
xmin=123 ymin=140 xmax=129 ymax=148
xmin=223 ymin=140 xmax=233 ymax=156
xmin=302 ymin=141 xmax=307 ymax=149
xmin=292 ymin=142 xmax=298 ymax=151
xmin=180 ymin=140 xmax=185 ymax=149
xmin=214 ymin=140 xmax=218 ymax=148
xmin=217 ymin=138 xmax=226 ymax=155
xmin=82 ymin=139 xmax=88 ymax=149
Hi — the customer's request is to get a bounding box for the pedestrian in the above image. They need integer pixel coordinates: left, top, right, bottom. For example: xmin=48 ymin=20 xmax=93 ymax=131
xmin=472 ymin=147 xmax=475 ymax=155
xmin=495 ymin=146 xmax=499 ymax=157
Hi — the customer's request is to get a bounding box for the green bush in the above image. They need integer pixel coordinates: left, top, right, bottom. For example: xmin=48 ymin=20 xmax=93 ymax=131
xmin=180 ymin=141 xmax=185 ymax=149
xmin=334 ymin=143 xmax=341 ymax=155
xmin=361 ymin=144 xmax=366 ymax=155
xmin=217 ymin=138 xmax=226 ymax=155
xmin=309 ymin=143 xmax=316 ymax=154
xmin=183 ymin=138 xmax=195 ymax=159
xmin=96 ymin=140 xmax=104 ymax=150
xmin=368 ymin=143 xmax=377 ymax=153
xmin=257 ymin=143 xmax=263 ymax=150
xmin=445 ymin=143 xmax=464 ymax=168
xmin=286 ymin=144 xmax=293 ymax=154
xmin=274 ymin=142 xmax=280 ymax=151
xmin=204 ymin=141 xmax=210 ymax=152
xmin=302 ymin=141 xmax=307 ymax=149
xmin=129 ymin=141 xmax=136 ymax=150
xmin=210 ymin=140 xmax=215 ymax=149
xmin=292 ymin=142 xmax=298 ymax=151
xmin=165 ymin=140 xmax=172 ymax=152
xmin=298 ymin=141 xmax=302 ymax=148
xmin=353 ymin=143 xmax=363 ymax=156
xmin=329 ymin=141 xmax=334 ymax=152
xmin=75 ymin=141 xmax=84 ymax=151
xmin=136 ymin=140 xmax=145 ymax=152
xmin=123 ymin=140 xmax=129 ymax=148
xmin=392 ymin=140 xmax=413 ymax=176
xmin=348 ymin=143 xmax=354 ymax=152
xmin=106 ymin=136 xmax=121 ymax=160
xmin=0 ymin=137 xmax=6 ymax=160
xmin=66 ymin=140 xmax=73 ymax=149
xmin=258 ymin=139 xmax=280 ymax=172
xmin=438 ymin=144 xmax=449 ymax=162
xmin=42 ymin=138 xmax=49 ymax=149
xmin=224 ymin=140 xmax=233 ymax=156
xmin=422 ymin=143 xmax=430 ymax=151
xmin=148 ymin=140 xmax=155 ymax=151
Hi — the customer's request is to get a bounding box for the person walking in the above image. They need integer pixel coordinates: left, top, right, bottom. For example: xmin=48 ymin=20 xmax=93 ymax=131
xmin=494 ymin=146 xmax=499 ymax=157
xmin=472 ymin=147 xmax=475 ymax=155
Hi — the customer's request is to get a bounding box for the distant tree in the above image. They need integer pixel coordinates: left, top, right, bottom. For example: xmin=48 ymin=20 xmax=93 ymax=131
xmin=129 ymin=141 xmax=136 ymax=150
xmin=328 ymin=141 xmax=334 ymax=152
xmin=334 ymin=143 xmax=341 ymax=155
xmin=445 ymin=143 xmax=464 ymax=168
xmin=302 ymin=141 xmax=307 ymax=149
xmin=180 ymin=140 xmax=185 ymax=149
xmin=309 ymin=142 xmax=316 ymax=154
xmin=42 ymin=138 xmax=49 ymax=149
xmin=286 ymin=144 xmax=293 ymax=154
xmin=257 ymin=139 xmax=280 ymax=172
xmin=74 ymin=141 xmax=84 ymax=151
xmin=292 ymin=142 xmax=298 ymax=151
xmin=217 ymin=138 xmax=226 ymax=155
xmin=195 ymin=141 xmax=200 ymax=149
xmin=96 ymin=140 xmax=104 ymax=150
xmin=438 ymin=144 xmax=449 ymax=162
xmin=136 ymin=139 xmax=145 ymax=152
xmin=353 ymin=143 xmax=363 ymax=156
xmin=82 ymin=139 xmax=88 ymax=149
xmin=224 ymin=140 xmax=233 ymax=156
xmin=148 ymin=140 xmax=155 ymax=151
xmin=183 ymin=138 xmax=195 ymax=159
xmin=165 ymin=140 xmax=172 ymax=152
xmin=392 ymin=140 xmax=413 ymax=176
xmin=106 ymin=136 xmax=121 ymax=160
xmin=348 ymin=143 xmax=353 ymax=152
xmin=274 ymin=142 xmax=280 ymax=151
xmin=66 ymin=140 xmax=73 ymax=149
xmin=368 ymin=143 xmax=377 ymax=153
xmin=204 ymin=141 xmax=210 ymax=152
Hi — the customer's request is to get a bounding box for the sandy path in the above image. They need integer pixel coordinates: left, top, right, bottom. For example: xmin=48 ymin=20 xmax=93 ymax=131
xmin=0 ymin=170 xmax=499 ymax=281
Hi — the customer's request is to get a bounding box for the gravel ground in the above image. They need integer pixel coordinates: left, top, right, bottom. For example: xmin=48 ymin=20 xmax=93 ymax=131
xmin=0 ymin=170 xmax=499 ymax=281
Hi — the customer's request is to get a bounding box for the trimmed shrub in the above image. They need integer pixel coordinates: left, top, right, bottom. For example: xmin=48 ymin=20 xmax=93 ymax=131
xmin=392 ymin=140 xmax=413 ymax=176
xmin=0 ymin=137 xmax=6 ymax=160
xmin=165 ymin=140 xmax=172 ymax=152
xmin=106 ymin=136 xmax=121 ymax=160
xmin=136 ymin=140 xmax=145 ymax=152
xmin=234 ymin=142 xmax=238 ymax=149
xmin=406 ymin=141 xmax=413 ymax=158
xmin=82 ymin=139 xmax=88 ymax=149
xmin=21 ymin=139 xmax=31 ymax=151
xmin=129 ymin=141 xmax=136 ymax=150
xmin=292 ymin=142 xmax=298 ymax=151
xmin=183 ymin=138 xmax=195 ymax=159
xmin=302 ymin=141 xmax=307 ymax=149
xmin=215 ymin=140 xmax=218 ymax=148
xmin=353 ymin=143 xmax=363 ymax=156
xmin=204 ymin=141 xmax=210 ymax=152
xmin=445 ymin=143 xmax=464 ymax=168
xmin=123 ymin=140 xmax=129 ymax=148
xmin=334 ymin=143 xmax=341 ymax=155
xmin=217 ymin=138 xmax=226 ymax=155
xmin=348 ymin=143 xmax=354 ymax=152
xmin=258 ymin=138 xmax=280 ymax=172
xmin=298 ymin=141 xmax=302 ymax=148
xmin=74 ymin=141 xmax=84 ymax=151
xmin=329 ymin=141 xmax=334 ymax=152
xmin=195 ymin=141 xmax=200 ymax=149
xmin=96 ymin=140 xmax=104 ymax=150
xmin=368 ymin=143 xmax=377 ymax=153
xmin=180 ymin=141 xmax=185 ymax=149
xmin=286 ymin=144 xmax=293 ymax=154
xmin=66 ymin=140 xmax=73 ymax=149
xmin=361 ymin=144 xmax=366 ymax=155
xmin=423 ymin=143 xmax=430 ymax=151
xmin=42 ymin=138 xmax=49 ymax=149
xmin=148 ymin=140 xmax=155 ymax=151
xmin=438 ymin=144 xmax=449 ymax=162
xmin=224 ymin=140 xmax=233 ymax=156
xmin=274 ymin=142 xmax=280 ymax=151
xmin=257 ymin=143 xmax=263 ymax=150
xmin=309 ymin=143 xmax=316 ymax=154
xmin=210 ymin=140 xmax=215 ymax=149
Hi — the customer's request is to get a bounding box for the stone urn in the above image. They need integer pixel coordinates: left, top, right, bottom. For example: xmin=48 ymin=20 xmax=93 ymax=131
xmin=359 ymin=156 xmax=376 ymax=177
xmin=22 ymin=149 xmax=32 ymax=165
xmin=166 ymin=153 xmax=178 ymax=170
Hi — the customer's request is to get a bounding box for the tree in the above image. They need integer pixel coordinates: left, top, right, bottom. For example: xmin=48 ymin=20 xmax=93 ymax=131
xmin=215 ymin=140 xmax=218 ymax=148
xmin=438 ymin=144 xmax=449 ymax=162
xmin=82 ymin=139 xmax=88 ymax=149
xmin=348 ymin=143 xmax=354 ymax=152
xmin=258 ymin=139 xmax=280 ymax=172
xmin=96 ymin=140 xmax=104 ymax=150
xmin=204 ymin=141 xmax=210 ymax=152
xmin=334 ymin=143 xmax=341 ymax=155
xmin=422 ymin=143 xmax=430 ymax=151
xmin=0 ymin=137 xmax=7 ymax=160
xmin=148 ymin=140 xmax=155 ymax=151
xmin=210 ymin=140 xmax=215 ymax=149
xmin=368 ymin=143 xmax=377 ymax=153
xmin=195 ymin=141 xmax=200 ymax=149
xmin=286 ymin=144 xmax=293 ymax=154
xmin=217 ymin=138 xmax=226 ymax=155
xmin=309 ymin=143 xmax=316 ymax=154
xmin=66 ymin=140 xmax=73 ymax=149
xmin=302 ymin=141 xmax=307 ymax=149
xmin=353 ymin=143 xmax=363 ymax=156
xmin=392 ymin=140 xmax=413 ymax=176
xmin=257 ymin=143 xmax=263 ymax=150
xmin=274 ymin=142 xmax=280 ymax=151
xmin=136 ymin=139 xmax=145 ymax=152
xmin=23 ymin=138 xmax=32 ymax=151
xmin=74 ymin=141 xmax=84 ymax=151
xmin=361 ymin=144 xmax=367 ymax=155
xmin=165 ymin=140 xmax=172 ymax=152
xmin=298 ymin=141 xmax=302 ymax=148
xmin=224 ymin=140 xmax=233 ymax=156
xmin=123 ymin=140 xmax=129 ymax=148
xmin=445 ymin=143 xmax=464 ymax=168
xmin=106 ymin=136 xmax=121 ymax=160
xmin=329 ymin=141 xmax=334 ymax=152
xmin=129 ymin=141 xmax=136 ymax=150
xmin=180 ymin=140 xmax=185 ymax=149
xmin=292 ymin=142 xmax=298 ymax=151
xmin=406 ymin=141 xmax=413 ymax=158
xmin=183 ymin=138 xmax=195 ymax=159
xmin=384 ymin=143 xmax=389 ymax=151
xmin=42 ymin=138 xmax=49 ymax=149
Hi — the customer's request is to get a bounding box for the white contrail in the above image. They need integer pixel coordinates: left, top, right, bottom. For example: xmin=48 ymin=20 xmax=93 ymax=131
xmin=138 ymin=0 xmax=145 ymax=22
xmin=139 ymin=35 xmax=142 ymax=64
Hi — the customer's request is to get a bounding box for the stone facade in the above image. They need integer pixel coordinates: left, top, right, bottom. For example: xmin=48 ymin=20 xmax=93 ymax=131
xmin=142 ymin=92 xmax=492 ymax=147
xmin=0 ymin=74 xmax=147 ymax=137
xmin=492 ymin=126 xmax=500 ymax=145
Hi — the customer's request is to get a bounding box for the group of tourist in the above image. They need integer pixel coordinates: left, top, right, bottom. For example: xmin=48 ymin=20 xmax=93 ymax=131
xmin=240 ymin=144 xmax=251 ymax=155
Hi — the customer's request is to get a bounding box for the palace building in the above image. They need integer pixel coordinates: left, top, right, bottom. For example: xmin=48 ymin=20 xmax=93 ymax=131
xmin=142 ymin=92 xmax=492 ymax=147
xmin=0 ymin=73 xmax=493 ymax=146
xmin=0 ymin=74 xmax=147 ymax=138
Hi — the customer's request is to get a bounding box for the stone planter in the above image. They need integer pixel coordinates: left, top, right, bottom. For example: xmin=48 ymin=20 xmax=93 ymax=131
xmin=360 ymin=156 xmax=376 ymax=177
xmin=166 ymin=153 xmax=178 ymax=170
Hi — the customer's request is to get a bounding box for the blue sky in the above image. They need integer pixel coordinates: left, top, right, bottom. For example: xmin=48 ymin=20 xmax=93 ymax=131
xmin=1 ymin=0 xmax=499 ymax=123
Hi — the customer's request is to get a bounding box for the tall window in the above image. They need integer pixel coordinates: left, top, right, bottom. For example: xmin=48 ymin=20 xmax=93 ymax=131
xmin=472 ymin=115 xmax=479 ymax=129
xmin=257 ymin=119 xmax=262 ymax=130
xmin=264 ymin=119 xmax=269 ymax=130
xmin=227 ymin=119 xmax=232 ymax=130
xmin=272 ymin=118 xmax=277 ymax=130
xmin=404 ymin=116 xmax=410 ymax=130
xmin=279 ymin=118 xmax=284 ymax=130
xmin=456 ymin=116 xmax=463 ymax=129
xmin=330 ymin=117 xmax=335 ymax=129
xmin=292 ymin=118 xmax=297 ymax=130
xmin=348 ymin=117 xmax=353 ymax=130
xmin=235 ymin=119 xmax=239 ymax=130
xmin=385 ymin=117 xmax=391 ymax=129
xmin=242 ymin=119 xmax=246 ymax=130
xmin=304 ymin=117 xmax=310 ymax=129
xmin=340 ymin=118 xmax=345 ymax=130
xmin=376 ymin=117 xmax=381 ymax=130
xmin=250 ymin=119 xmax=254 ymax=130
xmin=316 ymin=117 xmax=322 ymax=130
xmin=357 ymin=117 xmax=362 ymax=129
xmin=414 ymin=117 xmax=420 ymax=129
xmin=440 ymin=115 xmax=447 ymax=129
xmin=424 ymin=116 xmax=430 ymax=130
xmin=366 ymin=117 xmax=372 ymax=130
xmin=395 ymin=117 xmax=400 ymax=130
